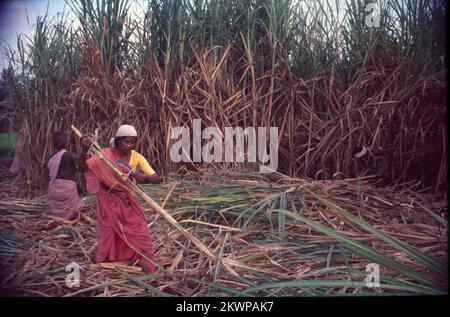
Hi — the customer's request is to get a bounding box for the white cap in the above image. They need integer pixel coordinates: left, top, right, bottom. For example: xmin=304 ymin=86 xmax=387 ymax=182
xmin=115 ymin=125 xmax=137 ymax=138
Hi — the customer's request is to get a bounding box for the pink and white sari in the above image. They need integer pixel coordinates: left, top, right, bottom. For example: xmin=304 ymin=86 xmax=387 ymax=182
xmin=47 ymin=150 xmax=84 ymax=220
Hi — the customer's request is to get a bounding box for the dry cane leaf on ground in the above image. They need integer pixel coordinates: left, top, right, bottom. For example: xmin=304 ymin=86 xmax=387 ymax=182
xmin=0 ymin=169 xmax=447 ymax=296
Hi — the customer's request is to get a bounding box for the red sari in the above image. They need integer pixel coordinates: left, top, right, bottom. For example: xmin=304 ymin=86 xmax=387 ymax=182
xmin=85 ymin=147 xmax=156 ymax=273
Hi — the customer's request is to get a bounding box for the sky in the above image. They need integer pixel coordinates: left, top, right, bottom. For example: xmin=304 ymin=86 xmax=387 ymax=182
xmin=0 ymin=0 xmax=147 ymax=71
xmin=0 ymin=0 xmax=364 ymax=72
xmin=0 ymin=0 xmax=73 ymax=70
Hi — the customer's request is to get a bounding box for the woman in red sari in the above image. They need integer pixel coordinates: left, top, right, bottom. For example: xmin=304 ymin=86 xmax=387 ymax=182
xmin=79 ymin=125 xmax=161 ymax=273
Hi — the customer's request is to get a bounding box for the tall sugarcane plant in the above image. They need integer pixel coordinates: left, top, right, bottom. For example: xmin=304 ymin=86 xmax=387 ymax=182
xmin=1 ymin=0 xmax=446 ymax=190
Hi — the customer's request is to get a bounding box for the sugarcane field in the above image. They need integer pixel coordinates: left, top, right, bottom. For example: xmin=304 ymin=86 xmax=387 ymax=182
xmin=0 ymin=0 xmax=447 ymax=298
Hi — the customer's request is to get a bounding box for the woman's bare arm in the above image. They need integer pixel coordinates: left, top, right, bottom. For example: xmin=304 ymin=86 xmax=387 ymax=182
xmin=78 ymin=137 xmax=92 ymax=173
xmin=145 ymin=173 xmax=161 ymax=184
xmin=135 ymin=171 xmax=161 ymax=184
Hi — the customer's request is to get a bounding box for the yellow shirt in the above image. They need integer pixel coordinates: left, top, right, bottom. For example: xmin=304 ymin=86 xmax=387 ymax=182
xmin=128 ymin=150 xmax=156 ymax=176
